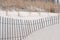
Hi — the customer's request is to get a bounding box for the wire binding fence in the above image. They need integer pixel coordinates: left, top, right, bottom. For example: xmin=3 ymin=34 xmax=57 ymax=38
xmin=0 ymin=15 xmax=60 ymax=40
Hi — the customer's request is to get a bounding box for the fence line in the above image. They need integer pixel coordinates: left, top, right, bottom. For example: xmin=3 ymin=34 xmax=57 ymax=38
xmin=0 ymin=15 xmax=60 ymax=40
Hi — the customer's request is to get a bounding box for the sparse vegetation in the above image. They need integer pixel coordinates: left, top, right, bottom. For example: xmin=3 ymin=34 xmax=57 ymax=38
xmin=0 ymin=0 xmax=60 ymax=12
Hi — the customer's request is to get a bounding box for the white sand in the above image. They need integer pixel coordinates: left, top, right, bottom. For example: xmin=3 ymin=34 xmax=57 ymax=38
xmin=25 ymin=23 xmax=60 ymax=40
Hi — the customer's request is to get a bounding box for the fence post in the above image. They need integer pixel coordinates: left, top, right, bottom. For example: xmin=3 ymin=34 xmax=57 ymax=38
xmin=58 ymin=13 xmax=60 ymax=24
